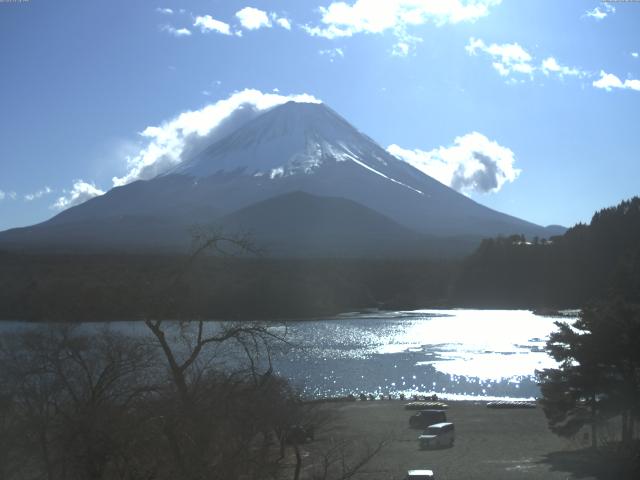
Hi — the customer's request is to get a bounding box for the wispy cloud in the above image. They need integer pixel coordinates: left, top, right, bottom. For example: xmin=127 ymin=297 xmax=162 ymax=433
xmin=540 ymin=57 xmax=585 ymax=78
xmin=466 ymin=37 xmax=587 ymax=82
xmin=160 ymin=25 xmax=192 ymax=37
xmin=388 ymin=132 xmax=520 ymax=195
xmin=0 ymin=190 xmax=17 ymax=201
xmin=156 ymin=7 xmax=173 ymax=15
xmin=319 ymin=47 xmax=345 ymax=62
xmin=632 ymin=52 xmax=639 ymax=59
xmin=112 ymin=89 xmax=321 ymax=187
xmin=193 ymin=15 xmax=232 ymax=35
xmin=236 ymin=7 xmax=271 ymax=30
xmin=169 ymin=9 xmax=290 ymax=38
xmin=584 ymin=3 xmax=615 ymax=21
xmin=24 ymin=186 xmax=53 ymax=201
xmin=303 ymin=0 xmax=500 ymax=55
xmin=466 ymin=37 xmax=534 ymax=76
xmin=52 ymin=181 xmax=105 ymax=210
xmin=275 ymin=16 xmax=291 ymax=30
xmin=592 ymin=71 xmax=640 ymax=92
xmin=392 ymin=43 xmax=410 ymax=57
xmin=467 ymin=37 xmax=639 ymax=94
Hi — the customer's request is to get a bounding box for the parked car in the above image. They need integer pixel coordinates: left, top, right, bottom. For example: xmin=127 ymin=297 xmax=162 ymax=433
xmin=418 ymin=422 xmax=455 ymax=449
xmin=405 ymin=469 xmax=435 ymax=479
xmin=408 ymin=409 xmax=446 ymax=429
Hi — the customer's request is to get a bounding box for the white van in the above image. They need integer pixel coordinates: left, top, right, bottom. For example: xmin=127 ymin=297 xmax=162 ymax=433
xmin=405 ymin=470 xmax=435 ymax=479
xmin=418 ymin=422 xmax=455 ymax=449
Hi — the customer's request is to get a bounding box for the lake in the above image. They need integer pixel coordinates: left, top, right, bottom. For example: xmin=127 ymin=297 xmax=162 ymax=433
xmin=271 ymin=309 xmax=567 ymax=400
xmin=0 ymin=309 xmax=571 ymax=400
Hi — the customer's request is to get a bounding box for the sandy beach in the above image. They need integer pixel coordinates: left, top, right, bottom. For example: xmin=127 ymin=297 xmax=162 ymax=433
xmin=298 ymin=400 xmax=602 ymax=480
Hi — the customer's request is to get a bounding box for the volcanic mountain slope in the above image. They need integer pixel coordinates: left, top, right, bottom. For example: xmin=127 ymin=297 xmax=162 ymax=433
xmin=219 ymin=191 xmax=427 ymax=257
xmin=0 ymin=101 xmax=563 ymax=256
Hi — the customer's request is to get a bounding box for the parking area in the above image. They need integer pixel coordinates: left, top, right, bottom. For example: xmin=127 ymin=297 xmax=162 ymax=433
xmin=308 ymin=400 xmax=597 ymax=480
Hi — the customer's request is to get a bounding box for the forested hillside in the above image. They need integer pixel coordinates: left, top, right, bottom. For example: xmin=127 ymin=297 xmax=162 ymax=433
xmin=0 ymin=254 xmax=454 ymax=321
xmin=453 ymin=197 xmax=640 ymax=308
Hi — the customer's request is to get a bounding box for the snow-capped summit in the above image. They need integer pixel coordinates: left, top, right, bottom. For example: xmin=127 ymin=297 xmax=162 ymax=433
xmin=171 ymin=101 xmax=421 ymax=193
xmin=172 ymin=102 xmax=372 ymax=177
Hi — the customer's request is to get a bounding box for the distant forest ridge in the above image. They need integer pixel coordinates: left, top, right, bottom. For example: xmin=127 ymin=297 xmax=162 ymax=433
xmin=0 ymin=196 xmax=638 ymax=321
xmin=453 ymin=196 xmax=640 ymax=308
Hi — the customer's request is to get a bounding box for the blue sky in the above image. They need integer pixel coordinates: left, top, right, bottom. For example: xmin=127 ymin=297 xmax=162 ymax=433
xmin=1 ymin=0 xmax=639 ymax=231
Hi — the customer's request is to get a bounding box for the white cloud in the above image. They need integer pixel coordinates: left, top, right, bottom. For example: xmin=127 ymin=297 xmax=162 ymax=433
xmin=156 ymin=7 xmax=173 ymax=15
xmin=392 ymin=42 xmax=410 ymax=57
xmin=1 ymin=190 xmax=17 ymax=201
xmin=305 ymin=0 xmax=500 ymax=39
xmin=161 ymin=25 xmax=192 ymax=37
xmin=52 ymin=181 xmax=105 ymax=210
xmin=24 ymin=186 xmax=53 ymax=201
xmin=592 ymin=70 xmax=640 ymax=92
xmin=466 ymin=37 xmax=533 ymax=77
xmin=276 ymin=17 xmax=292 ymax=30
xmin=319 ymin=47 xmax=345 ymax=61
xmin=584 ymin=3 xmax=615 ymax=21
xmin=469 ymin=43 xmax=637 ymax=92
xmin=112 ymin=89 xmax=321 ymax=187
xmin=632 ymin=52 xmax=639 ymax=58
xmin=304 ymin=0 xmax=500 ymax=55
xmin=540 ymin=57 xmax=584 ymax=78
xmin=194 ymin=15 xmax=232 ymax=35
xmin=388 ymin=132 xmax=520 ymax=194
xmin=467 ymin=37 xmax=588 ymax=81
xmin=236 ymin=7 xmax=271 ymax=30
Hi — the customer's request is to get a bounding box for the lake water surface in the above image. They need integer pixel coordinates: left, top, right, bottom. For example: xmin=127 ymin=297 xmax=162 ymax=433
xmin=271 ymin=309 xmax=566 ymax=400
xmin=0 ymin=309 xmax=570 ymax=400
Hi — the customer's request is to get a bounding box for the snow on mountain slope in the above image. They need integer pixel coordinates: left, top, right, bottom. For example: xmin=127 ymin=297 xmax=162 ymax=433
xmin=166 ymin=101 xmax=548 ymax=237
xmin=170 ymin=101 xmax=422 ymax=195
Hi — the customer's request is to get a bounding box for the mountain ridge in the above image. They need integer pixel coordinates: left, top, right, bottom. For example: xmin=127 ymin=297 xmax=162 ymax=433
xmin=0 ymin=101 xmax=565 ymax=256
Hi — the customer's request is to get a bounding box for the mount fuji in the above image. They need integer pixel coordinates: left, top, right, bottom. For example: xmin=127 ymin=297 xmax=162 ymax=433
xmin=0 ymin=101 xmax=564 ymax=256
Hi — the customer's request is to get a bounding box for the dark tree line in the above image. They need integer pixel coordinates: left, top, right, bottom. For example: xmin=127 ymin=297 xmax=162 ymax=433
xmin=453 ymin=197 xmax=640 ymax=308
xmin=0 ymin=254 xmax=454 ymax=322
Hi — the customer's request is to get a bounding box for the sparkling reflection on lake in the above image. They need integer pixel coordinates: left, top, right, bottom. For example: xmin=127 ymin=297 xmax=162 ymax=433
xmin=271 ymin=309 xmax=563 ymax=400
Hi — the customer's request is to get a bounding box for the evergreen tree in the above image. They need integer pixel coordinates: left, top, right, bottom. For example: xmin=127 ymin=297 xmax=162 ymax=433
xmin=537 ymin=301 xmax=640 ymax=448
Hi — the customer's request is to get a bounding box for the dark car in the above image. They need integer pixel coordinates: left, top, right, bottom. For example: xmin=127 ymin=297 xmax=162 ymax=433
xmin=409 ymin=409 xmax=446 ymax=429
xmin=418 ymin=422 xmax=455 ymax=449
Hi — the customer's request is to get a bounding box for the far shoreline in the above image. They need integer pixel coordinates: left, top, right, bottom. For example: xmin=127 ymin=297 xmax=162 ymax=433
xmin=0 ymin=305 xmax=581 ymax=324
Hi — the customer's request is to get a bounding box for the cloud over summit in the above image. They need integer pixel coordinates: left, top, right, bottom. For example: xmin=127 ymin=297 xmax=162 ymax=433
xmin=112 ymin=89 xmax=321 ymax=187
